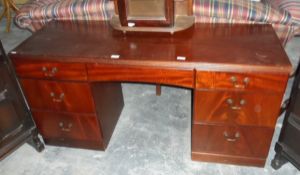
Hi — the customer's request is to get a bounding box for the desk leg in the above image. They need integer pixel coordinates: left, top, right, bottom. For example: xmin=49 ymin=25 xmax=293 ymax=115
xmin=156 ymin=84 xmax=161 ymax=96
xmin=27 ymin=129 xmax=45 ymax=152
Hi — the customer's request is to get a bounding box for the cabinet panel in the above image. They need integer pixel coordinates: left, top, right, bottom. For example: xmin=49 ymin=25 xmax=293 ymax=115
xmin=0 ymin=41 xmax=44 ymax=160
xmin=13 ymin=60 xmax=87 ymax=81
xmin=192 ymin=124 xmax=274 ymax=166
xmin=196 ymin=71 xmax=288 ymax=92
xmin=193 ymin=90 xmax=282 ymax=127
xmin=20 ymin=79 xmax=95 ymax=113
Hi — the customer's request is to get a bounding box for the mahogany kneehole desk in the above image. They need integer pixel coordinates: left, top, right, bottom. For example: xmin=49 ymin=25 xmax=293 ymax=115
xmin=9 ymin=21 xmax=292 ymax=167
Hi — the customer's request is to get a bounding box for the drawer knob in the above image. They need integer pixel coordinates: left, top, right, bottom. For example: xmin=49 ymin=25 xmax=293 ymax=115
xmin=50 ymin=92 xmax=65 ymax=102
xmin=42 ymin=66 xmax=58 ymax=77
xmin=226 ymin=98 xmax=246 ymax=110
xmin=223 ymin=131 xmax=240 ymax=142
xmin=230 ymin=76 xmax=250 ymax=89
xmin=59 ymin=122 xmax=73 ymax=132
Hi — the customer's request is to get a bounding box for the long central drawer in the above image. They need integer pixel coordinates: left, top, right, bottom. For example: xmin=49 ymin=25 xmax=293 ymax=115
xmin=87 ymin=64 xmax=194 ymax=88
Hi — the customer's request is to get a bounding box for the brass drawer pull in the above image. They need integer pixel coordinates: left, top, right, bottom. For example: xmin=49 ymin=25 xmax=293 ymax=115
xmin=50 ymin=92 xmax=65 ymax=102
xmin=223 ymin=131 xmax=240 ymax=142
xmin=58 ymin=122 xmax=73 ymax=132
xmin=226 ymin=98 xmax=246 ymax=110
xmin=230 ymin=76 xmax=250 ymax=89
xmin=42 ymin=66 xmax=58 ymax=77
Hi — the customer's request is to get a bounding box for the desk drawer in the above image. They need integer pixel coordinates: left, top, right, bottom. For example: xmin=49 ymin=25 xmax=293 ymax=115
xmin=193 ymin=90 xmax=282 ymax=127
xmin=87 ymin=64 xmax=194 ymax=88
xmin=191 ymin=124 xmax=274 ymax=166
xmin=32 ymin=110 xmax=102 ymax=143
xmin=196 ymin=71 xmax=287 ymax=92
xmin=13 ymin=60 xmax=87 ymax=81
xmin=20 ymin=79 xmax=95 ymax=113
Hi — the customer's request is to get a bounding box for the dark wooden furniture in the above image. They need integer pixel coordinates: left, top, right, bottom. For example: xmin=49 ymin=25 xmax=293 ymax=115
xmin=0 ymin=41 xmax=44 ymax=160
xmin=271 ymin=58 xmax=300 ymax=170
xmin=9 ymin=21 xmax=291 ymax=167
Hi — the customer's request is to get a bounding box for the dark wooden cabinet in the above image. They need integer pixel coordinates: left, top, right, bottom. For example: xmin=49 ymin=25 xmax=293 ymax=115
xmin=0 ymin=41 xmax=44 ymax=160
xmin=271 ymin=59 xmax=300 ymax=170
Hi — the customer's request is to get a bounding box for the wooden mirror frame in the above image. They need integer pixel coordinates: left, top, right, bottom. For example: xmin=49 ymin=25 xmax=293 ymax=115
xmin=117 ymin=0 xmax=174 ymax=27
xmin=111 ymin=0 xmax=195 ymax=33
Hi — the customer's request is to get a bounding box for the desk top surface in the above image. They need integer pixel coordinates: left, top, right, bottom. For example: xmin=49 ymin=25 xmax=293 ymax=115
xmin=10 ymin=21 xmax=291 ymax=73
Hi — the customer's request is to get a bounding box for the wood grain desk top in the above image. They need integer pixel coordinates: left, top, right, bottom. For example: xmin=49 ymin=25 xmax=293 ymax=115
xmin=10 ymin=20 xmax=291 ymax=74
xmin=9 ymin=20 xmax=292 ymax=166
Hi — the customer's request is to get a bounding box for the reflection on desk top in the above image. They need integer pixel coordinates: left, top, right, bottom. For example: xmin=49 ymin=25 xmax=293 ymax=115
xmin=10 ymin=20 xmax=291 ymax=74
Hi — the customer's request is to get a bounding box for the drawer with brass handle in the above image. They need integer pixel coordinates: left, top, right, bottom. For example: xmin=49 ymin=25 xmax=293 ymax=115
xmin=193 ymin=90 xmax=283 ymax=127
xmin=50 ymin=92 xmax=65 ymax=103
xmin=31 ymin=110 xmax=104 ymax=149
xmin=196 ymin=71 xmax=288 ymax=92
xmin=191 ymin=124 xmax=274 ymax=166
xmin=229 ymin=76 xmax=250 ymax=89
xmin=41 ymin=66 xmax=58 ymax=78
xmin=58 ymin=122 xmax=73 ymax=132
xmin=12 ymin=60 xmax=87 ymax=81
xmin=20 ymin=79 xmax=95 ymax=113
xmin=225 ymin=98 xmax=247 ymax=110
xmin=223 ymin=130 xmax=240 ymax=142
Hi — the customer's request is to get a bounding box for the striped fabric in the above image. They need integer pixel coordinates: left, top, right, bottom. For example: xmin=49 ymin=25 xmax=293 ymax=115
xmin=193 ymin=0 xmax=292 ymax=25
xmin=193 ymin=0 xmax=299 ymax=45
xmin=269 ymin=0 xmax=300 ymax=24
xmin=15 ymin=0 xmax=114 ymax=31
xmin=15 ymin=0 xmax=299 ymax=46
